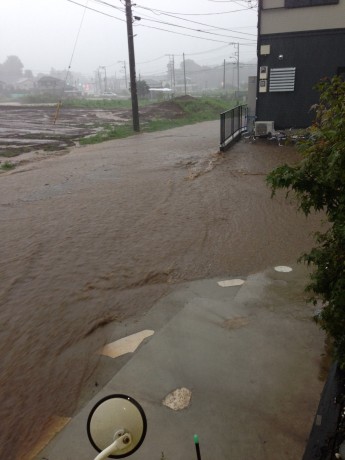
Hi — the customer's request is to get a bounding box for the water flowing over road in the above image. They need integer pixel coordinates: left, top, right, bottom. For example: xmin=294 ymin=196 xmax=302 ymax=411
xmin=0 ymin=121 xmax=322 ymax=458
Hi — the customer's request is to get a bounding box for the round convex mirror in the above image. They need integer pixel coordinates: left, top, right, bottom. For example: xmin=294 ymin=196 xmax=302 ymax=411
xmin=87 ymin=394 xmax=147 ymax=458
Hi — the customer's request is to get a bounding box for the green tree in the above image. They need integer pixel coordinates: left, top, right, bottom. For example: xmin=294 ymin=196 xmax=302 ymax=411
xmin=266 ymin=76 xmax=345 ymax=366
xmin=137 ymin=80 xmax=150 ymax=98
xmin=0 ymin=55 xmax=24 ymax=83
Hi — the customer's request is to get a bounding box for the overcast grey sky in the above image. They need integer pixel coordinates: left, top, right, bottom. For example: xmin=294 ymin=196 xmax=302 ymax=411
xmin=1 ymin=0 xmax=258 ymax=77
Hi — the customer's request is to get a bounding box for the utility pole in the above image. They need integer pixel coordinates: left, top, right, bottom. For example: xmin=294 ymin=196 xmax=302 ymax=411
xmin=183 ymin=53 xmax=187 ymax=96
xmin=169 ymin=56 xmax=173 ymax=89
xmin=172 ymin=55 xmax=175 ymax=91
xmin=223 ymin=59 xmax=226 ymax=91
xmin=97 ymin=68 xmax=102 ymax=94
xmin=166 ymin=54 xmax=176 ymax=92
xmin=236 ymin=43 xmax=240 ymax=98
xmin=125 ymin=0 xmax=140 ymax=132
xmin=124 ymin=61 xmax=128 ymax=89
xmin=101 ymin=66 xmax=107 ymax=92
xmin=117 ymin=61 xmax=128 ymax=89
xmin=230 ymin=42 xmax=240 ymax=102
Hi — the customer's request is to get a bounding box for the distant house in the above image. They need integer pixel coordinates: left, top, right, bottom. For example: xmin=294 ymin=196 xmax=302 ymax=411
xmin=36 ymin=76 xmax=80 ymax=97
xmin=256 ymin=0 xmax=345 ymax=129
xmin=15 ymin=78 xmax=35 ymax=91
xmin=37 ymin=76 xmax=65 ymax=92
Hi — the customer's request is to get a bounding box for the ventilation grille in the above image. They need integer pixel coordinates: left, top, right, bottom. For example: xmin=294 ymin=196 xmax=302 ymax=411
xmin=269 ymin=67 xmax=296 ymax=92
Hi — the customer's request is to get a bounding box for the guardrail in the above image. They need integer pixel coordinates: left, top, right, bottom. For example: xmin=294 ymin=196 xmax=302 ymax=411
xmin=303 ymin=363 xmax=345 ymax=459
xmin=220 ymin=104 xmax=248 ymax=151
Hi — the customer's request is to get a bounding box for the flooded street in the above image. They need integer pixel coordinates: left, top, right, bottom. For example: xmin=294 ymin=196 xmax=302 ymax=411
xmin=0 ymin=121 xmax=322 ymax=458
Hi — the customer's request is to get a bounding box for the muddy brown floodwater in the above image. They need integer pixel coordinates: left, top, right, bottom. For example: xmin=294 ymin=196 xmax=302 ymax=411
xmin=0 ymin=121 xmax=322 ymax=459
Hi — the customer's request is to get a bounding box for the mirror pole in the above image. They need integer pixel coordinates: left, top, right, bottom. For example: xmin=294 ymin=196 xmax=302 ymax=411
xmin=94 ymin=432 xmax=132 ymax=460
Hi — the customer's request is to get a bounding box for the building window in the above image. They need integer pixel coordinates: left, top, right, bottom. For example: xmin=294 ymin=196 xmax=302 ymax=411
xmin=269 ymin=68 xmax=296 ymax=92
xmin=285 ymin=0 xmax=339 ymax=7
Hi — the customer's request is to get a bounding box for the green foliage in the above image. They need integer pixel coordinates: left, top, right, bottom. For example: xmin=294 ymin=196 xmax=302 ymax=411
xmin=175 ymin=97 xmax=234 ymax=119
xmin=266 ymin=76 xmax=345 ymax=366
xmin=79 ymin=97 xmax=232 ymax=144
xmin=137 ymin=80 xmax=150 ymax=98
xmin=0 ymin=161 xmax=16 ymax=171
xmin=0 ymin=55 xmax=24 ymax=82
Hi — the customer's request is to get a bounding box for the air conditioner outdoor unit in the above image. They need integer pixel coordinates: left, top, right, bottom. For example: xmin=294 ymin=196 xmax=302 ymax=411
xmin=255 ymin=121 xmax=274 ymax=137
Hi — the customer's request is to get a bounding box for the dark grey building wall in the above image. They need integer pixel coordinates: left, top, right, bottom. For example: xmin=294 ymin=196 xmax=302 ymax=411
xmin=256 ymin=28 xmax=345 ymax=129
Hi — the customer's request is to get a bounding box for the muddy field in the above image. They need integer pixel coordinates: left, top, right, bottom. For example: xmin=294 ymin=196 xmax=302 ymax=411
xmin=0 ymin=100 xmax=187 ymax=158
xmin=0 ymin=117 xmax=323 ymax=458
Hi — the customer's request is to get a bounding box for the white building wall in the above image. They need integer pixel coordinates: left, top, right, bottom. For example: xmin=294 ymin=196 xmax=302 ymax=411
xmin=261 ymin=0 xmax=345 ymax=34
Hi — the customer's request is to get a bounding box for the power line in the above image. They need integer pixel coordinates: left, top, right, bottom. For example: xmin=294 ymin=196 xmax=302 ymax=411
xmin=135 ymin=44 xmax=254 ymax=69
xmin=137 ymin=55 xmax=167 ymax=65
xmin=67 ymin=1 xmax=89 ymax=71
xmin=91 ymin=0 xmax=125 ymax=13
xmin=67 ymin=0 xmax=257 ymax=46
xmin=209 ymin=0 xmax=257 ymax=9
xmin=54 ymin=0 xmax=90 ymax=124
xmin=131 ymin=4 xmax=256 ymax=16
xmin=90 ymin=0 xmax=256 ymax=40
xmin=135 ymin=23 xmax=232 ymax=44
xmin=183 ymin=44 xmax=230 ymax=56
xmin=134 ymin=5 xmax=257 ymax=37
xmin=135 ymin=13 xmax=255 ymax=41
xmin=67 ymin=0 xmax=125 ymax=21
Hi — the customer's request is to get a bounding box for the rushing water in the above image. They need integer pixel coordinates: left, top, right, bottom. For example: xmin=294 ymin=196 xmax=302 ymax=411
xmin=0 ymin=123 xmax=322 ymax=458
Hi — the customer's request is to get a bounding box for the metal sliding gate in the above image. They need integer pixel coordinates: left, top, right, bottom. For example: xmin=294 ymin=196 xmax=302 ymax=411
xmin=220 ymin=105 xmax=248 ymax=151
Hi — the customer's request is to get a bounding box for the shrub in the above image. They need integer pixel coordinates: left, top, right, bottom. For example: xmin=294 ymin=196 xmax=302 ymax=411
xmin=266 ymin=76 xmax=345 ymax=366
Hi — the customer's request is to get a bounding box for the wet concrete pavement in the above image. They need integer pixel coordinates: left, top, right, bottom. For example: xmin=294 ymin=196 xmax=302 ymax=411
xmin=35 ymin=264 xmax=324 ymax=460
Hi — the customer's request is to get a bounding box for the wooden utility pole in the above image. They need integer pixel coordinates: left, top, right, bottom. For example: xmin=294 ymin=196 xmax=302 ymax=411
xmin=172 ymin=55 xmax=176 ymax=91
xmin=230 ymin=42 xmax=240 ymax=102
xmin=125 ymin=0 xmax=140 ymax=132
xmin=183 ymin=53 xmax=187 ymax=96
xmin=236 ymin=43 xmax=240 ymax=98
xmin=223 ymin=59 xmax=226 ymax=90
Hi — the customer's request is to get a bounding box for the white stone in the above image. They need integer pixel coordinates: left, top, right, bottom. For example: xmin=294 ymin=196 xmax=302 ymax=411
xmin=274 ymin=266 xmax=293 ymax=273
xmin=217 ymin=279 xmax=245 ymax=287
xmin=162 ymin=387 xmax=192 ymax=411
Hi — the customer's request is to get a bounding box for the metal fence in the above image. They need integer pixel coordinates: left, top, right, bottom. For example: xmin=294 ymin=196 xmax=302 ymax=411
xmin=302 ymin=363 xmax=345 ymax=460
xmin=220 ymin=105 xmax=248 ymax=151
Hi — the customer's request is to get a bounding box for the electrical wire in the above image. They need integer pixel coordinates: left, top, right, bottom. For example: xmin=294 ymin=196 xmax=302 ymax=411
xmin=54 ymin=0 xmax=90 ymax=123
xmin=91 ymin=0 xmax=125 ymax=13
xmin=135 ymin=13 xmax=255 ymax=41
xmin=134 ymin=5 xmax=257 ymax=37
xmin=67 ymin=2 xmax=88 ymax=70
xmin=67 ymin=0 xmax=125 ymax=21
xmin=67 ymin=0 xmax=257 ymax=46
xmin=90 ymin=0 xmax=256 ymax=39
xmin=131 ymin=4 xmax=255 ymax=16
xmin=135 ymin=23 xmax=232 ymax=44
xmin=137 ymin=55 xmax=167 ymax=64
xmin=183 ymin=44 xmax=231 ymax=56
xmin=209 ymin=0 xmax=257 ymax=8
